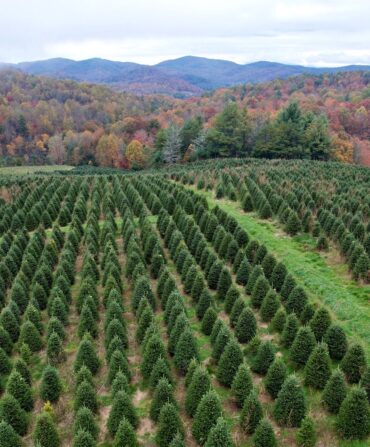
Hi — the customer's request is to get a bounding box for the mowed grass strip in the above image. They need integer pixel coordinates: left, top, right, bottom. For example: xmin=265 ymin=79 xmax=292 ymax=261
xmin=194 ymin=189 xmax=370 ymax=360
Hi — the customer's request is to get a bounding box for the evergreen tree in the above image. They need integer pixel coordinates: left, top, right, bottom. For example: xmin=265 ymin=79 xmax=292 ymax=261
xmin=0 ymin=347 xmax=11 ymax=375
xmin=6 ymin=370 xmax=33 ymax=411
xmin=231 ymin=363 xmax=253 ymax=407
xmin=108 ymin=350 xmax=131 ymax=384
xmin=207 ymin=261 xmax=223 ymax=290
xmin=280 ymin=273 xmax=296 ymax=301
xmin=107 ymin=391 xmax=138 ymax=436
xmin=185 ymin=365 xmax=211 ymax=417
xmin=150 ymin=378 xmax=176 ymax=422
xmin=265 ymin=358 xmax=287 ymax=399
xmin=251 ymin=277 xmax=270 ymax=308
xmin=235 ymin=307 xmax=257 ymax=343
xmin=73 ymin=407 xmax=98 ymax=440
xmin=73 ymin=430 xmax=95 ymax=447
xmin=253 ymin=419 xmax=277 ymax=447
xmin=274 ymin=375 xmax=306 ymax=427
xmin=236 ymin=259 xmax=251 ymax=286
xmin=174 ymin=328 xmax=199 ymax=375
xmin=310 ymin=307 xmax=331 ymax=341
xmin=33 ymin=411 xmax=60 ymax=447
xmin=47 ymin=331 xmax=63 ymax=365
xmin=290 ymin=326 xmax=316 ymax=366
xmin=0 ymin=421 xmax=22 ymax=447
xmin=0 ymin=394 xmax=27 ymax=436
xmin=212 ymin=325 xmax=232 ymax=362
xmin=360 ymin=368 xmax=370 ymax=403
xmin=252 ymin=341 xmax=275 ymax=375
xmin=204 ymin=417 xmax=234 ymax=447
xmin=271 ymin=262 xmax=287 ymax=291
xmin=169 ymin=433 xmax=186 ymax=447
xmin=230 ymin=298 xmax=246 ymax=328
xmin=74 ymin=336 xmax=100 ymax=375
xmin=260 ymin=290 xmax=279 ymax=322
xmin=196 ymin=289 xmax=214 ymax=320
xmin=156 ymin=403 xmax=184 ymax=447
xmin=240 ymin=391 xmax=263 ymax=435
xmin=224 ymin=286 xmax=240 ymax=315
xmin=78 ymin=305 xmax=97 ymax=339
xmin=141 ymin=334 xmax=166 ymax=380
xmin=324 ymin=324 xmax=348 ymax=361
xmin=281 ymin=313 xmax=299 ymax=348
xmin=286 ymin=286 xmax=308 ymax=316
xmin=192 ymin=390 xmax=222 ymax=445
xmin=74 ymin=380 xmax=98 ymax=414
xmin=184 ymin=358 xmax=199 ymax=388
xmin=40 ymin=365 xmax=62 ymax=403
xmin=337 ymin=387 xmax=370 ymax=440
xmin=270 ymin=308 xmax=286 ymax=333
xmin=19 ymin=321 xmax=43 ymax=352
xmin=217 ymin=338 xmax=243 ymax=387
xmin=113 ymin=418 xmax=138 ymax=447
xmin=296 ymin=416 xmax=317 ymax=447
xmin=201 ymin=307 xmax=218 ymax=336
xmin=304 ymin=343 xmax=331 ymax=389
xmin=322 ymin=369 xmax=347 ymax=414
xmin=340 ymin=343 xmax=366 ymax=384
xmin=149 ymin=356 xmax=172 ymax=389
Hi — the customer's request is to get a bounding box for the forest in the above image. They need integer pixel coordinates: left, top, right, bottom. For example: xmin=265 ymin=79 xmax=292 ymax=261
xmin=0 ymin=158 xmax=368 ymax=447
xmin=0 ymin=70 xmax=369 ymax=168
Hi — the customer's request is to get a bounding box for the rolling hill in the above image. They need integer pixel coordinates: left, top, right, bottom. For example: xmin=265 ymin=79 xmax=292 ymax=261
xmin=3 ymin=55 xmax=370 ymax=97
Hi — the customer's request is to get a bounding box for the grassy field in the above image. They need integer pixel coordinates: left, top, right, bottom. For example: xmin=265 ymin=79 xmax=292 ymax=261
xmin=195 ymin=189 xmax=370 ymax=360
xmin=0 ymin=165 xmax=73 ymax=175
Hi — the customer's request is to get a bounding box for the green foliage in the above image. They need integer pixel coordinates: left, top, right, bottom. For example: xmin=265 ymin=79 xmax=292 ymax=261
xmin=310 ymin=307 xmax=331 ymax=341
xmin=201 ymin=307 xmax=218 ymax=335
xmin=251 ymin=276 xmax=270 ymax=308
xmin=252 ymin=341 xmax=275 ymax=375
xmin=290 ymin=326 xmax=316 ymax=366
xmin=113 ymin=418 xmax=138 ymax=447
xmin=73 ymin=430 xmax=95 ymax=447
xmin=141 ymin=334 xmax=166 ymax=380
xmin=0 ymin=394 xmax=27 ymax=436
xmin=235 ymin=307 xmax=257 ymax=343
xmin=150 ymin=378 xmax=176 ymax=422
xmin=19 ymin=320 xmax=43 ymax=352
xmin=274 ymin=375 xmax=306 ymax=427
xmin=193 ymin=390 xmax=222 ymax=445
xmin=174 ymin=328 xmax=199 ymax=375
xmin=107 ymin=391 xmax=138 ymax=437
xmin=156 ymin=403 xmax=184 ymax=447
xmin=40 ymin=365 xmax=62 ymax=403
xmin=149 ymin=356 xmax=172 ymax=389
xmin=224 ymin=286 xmax=240 ymax=314
xmin=217 ymin=338 xmax=243 ymax=387
xmin=296 ymin=417 xmax=317 ymax=447
xmin=253 ymin=419 xmax=277 ymax=447
xmin=204 ymin=417 xmax=234 ymax=447
xmin=74 ymin=336 xmax=100 ymax=375
xmin=6 ymin=370 xmax=33 ymax=411
xmin=74 ymin=407 xmax=99 ymax=440
xmin=231 ymin=363 xmax=253 ymax=407
xmin=74 ymin=380 xmax=98 ymax=414
xmin=240 ymin=390 xmax=263 ymax=435
xmin=340 ymin=343 xmax=367 ymax=384
xmin=322 ymin=369 xmax=347 ymax=414
xmin=196 ymin=289 xmax=213 ymax=320
xmin=324 ymin=324 xmax=348 ymax=361
xmin=270 ymin=308 xmax=286 ymax=333
xmin=0 ymin=421 xmax=23 ymax=447
xmin=281 ymin=313 xmax=299 ymax=348
xmin=260 ymin=290 xmax=279 ymax=322
xmin=265 ymin=358 xmax=287 ymax=399
xmin=337 ymin=387 xmax=370 ymax=440
xmin=33 ymin=411 xmax=60 ymax=447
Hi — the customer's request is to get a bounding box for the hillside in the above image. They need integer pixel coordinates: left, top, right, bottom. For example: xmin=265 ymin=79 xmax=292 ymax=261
xmin=0 ymin=70 xmax=369 ymax=166
xmin=3 ymin=55 xmax=370 ymax=97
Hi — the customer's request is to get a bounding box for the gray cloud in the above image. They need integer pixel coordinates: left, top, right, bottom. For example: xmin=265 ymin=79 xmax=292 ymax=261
xmin=1 ymin=0 xmax=369 ymax=66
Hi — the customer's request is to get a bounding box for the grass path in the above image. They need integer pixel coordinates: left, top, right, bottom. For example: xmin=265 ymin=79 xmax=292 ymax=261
xmin=193 ymin=189 xmax=370 ymax=360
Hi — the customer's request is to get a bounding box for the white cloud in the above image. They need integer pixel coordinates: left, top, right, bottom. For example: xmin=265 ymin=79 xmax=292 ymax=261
xmin=0 ymin=0 xmax=369 ymax=66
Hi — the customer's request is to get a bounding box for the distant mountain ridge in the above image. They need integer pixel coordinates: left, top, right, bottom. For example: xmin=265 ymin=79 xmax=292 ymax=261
xmin=2 ymin=55 xmax=370 ymax=97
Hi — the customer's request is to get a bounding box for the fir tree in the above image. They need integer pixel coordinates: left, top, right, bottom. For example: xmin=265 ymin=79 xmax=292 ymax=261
xmin=281 ymin=313 xmax=299 ymax=348
xmin=260 ymin=290 xmax=279 ymax=322
xmin=224 ymin=286 xmax=240 ymax=315
xmin=113 ymin=418 xmax=138 ymax=447
xmin=108 ymin=350 xmax=131 ymax=384
xmin=73 ymin=407 xmax=98 ymax=440
xmin=174 ymin=328 xmax=199 ymax=375
xmin=74 ymin=380 xmax=98 ymax=414
xmin=337 ymin=387 xmax=370 ymax=440
xmin=196 ymin=289 xmax=214 ymax=320
xmin=231 ymin=363 xmax=253 ymax=407
xmin=265 ymin=358 xmax=287 ymax=399
xmin=251 ymin=277 xmax=270 ymax=308
xmin=33 ymin=411 xmax=60 ymax=447
xmin=230 ymin=298 xmax=246 ymax=328
xmin=0 ymin=348 xmax=11 ymax=375
xmin=184 ymin=358 xmax=199 ymax=388
xmin=270 ymin=308 xmax=286 ymax=333
xmin=40 ymin=365 xmax=62 ymax=403
xmin=310 ymin=307 xmax=331 ymax=341
xmin=201 ymin=307 xmax=218 ymax=336
xmin=360 ymin=368 xmax=370 ymax=403
xmin=19 ymin=321 xmax=43 ymax=352
xmin=0 ymin=394 xmax=27 ymax=436
xmin=240 ymin=391 xmax=263 ymax=435
xmin=156 ymin=403 xmax=184 ymax=447
xmin=78 ymin=305 xmax=97 ymax=339
xmin=274 ymin=375 xmax=306 ymax=427
xmin=340 ymin=343 xmax=366 ymax=384
xmin=304 ymin=343 xmax=331 ymax=389
xmin=185 ymin=366 xmax=211 ymax=417
xmin=271 ymin=262 xmax=287 ymax=291
xmin=253 ymin=419 xmax=277 ymax=447
xmin=141 ymin=334 xmax=166 ymax=380
xmin=296 ymin=416 xmax=317 ymax=447
xmin=322 ymin=369 xmax=347 ymax=414
xmin=286 ymin=286 xmax=308 ymax=316
xmin=290 ymin=326 xmax=316 ymax=366
xmin=150 ymin=378 xmax=176 ymax=422
xmin=204 ymin=417 xmax=234 ymax=447
xmin=0 ymin=421 xmax=22 ymax=447
xmin=47 ymin=331 xmax=63 ymax=365
xmin=252 ymin=341 xmax=275 ymax=375
xmin=217 ymin=338 xmax=243 ymax=387
xmin=149 ymin=356 xmax=172 ymax=389
xmin=6 ymin=370 xmax=33 ymax=411
xmin=73 ymin=430 xmax=95 ymax=447
xmin=236 ymin=259 xmax=251 ymax=286
xmin=107 ymin=391 xmax=138 ymax=436
xmin=192 ymin=390 xmax=222 ymax=445
xmin=235 ymin=307 xmax=257 ymax=343
xmin=324 ymin=324 xmax=348 ymax=361
xmin=74 ymin=336 xmax=100 ymax=375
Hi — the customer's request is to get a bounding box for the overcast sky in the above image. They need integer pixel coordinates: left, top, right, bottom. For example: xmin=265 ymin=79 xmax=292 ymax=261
xmin=1 ymin=0 xmax=369 ymax=66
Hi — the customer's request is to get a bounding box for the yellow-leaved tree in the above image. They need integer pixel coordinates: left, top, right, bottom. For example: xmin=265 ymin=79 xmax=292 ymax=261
xmin=125 ymin=139 xmax=145 ymax=168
